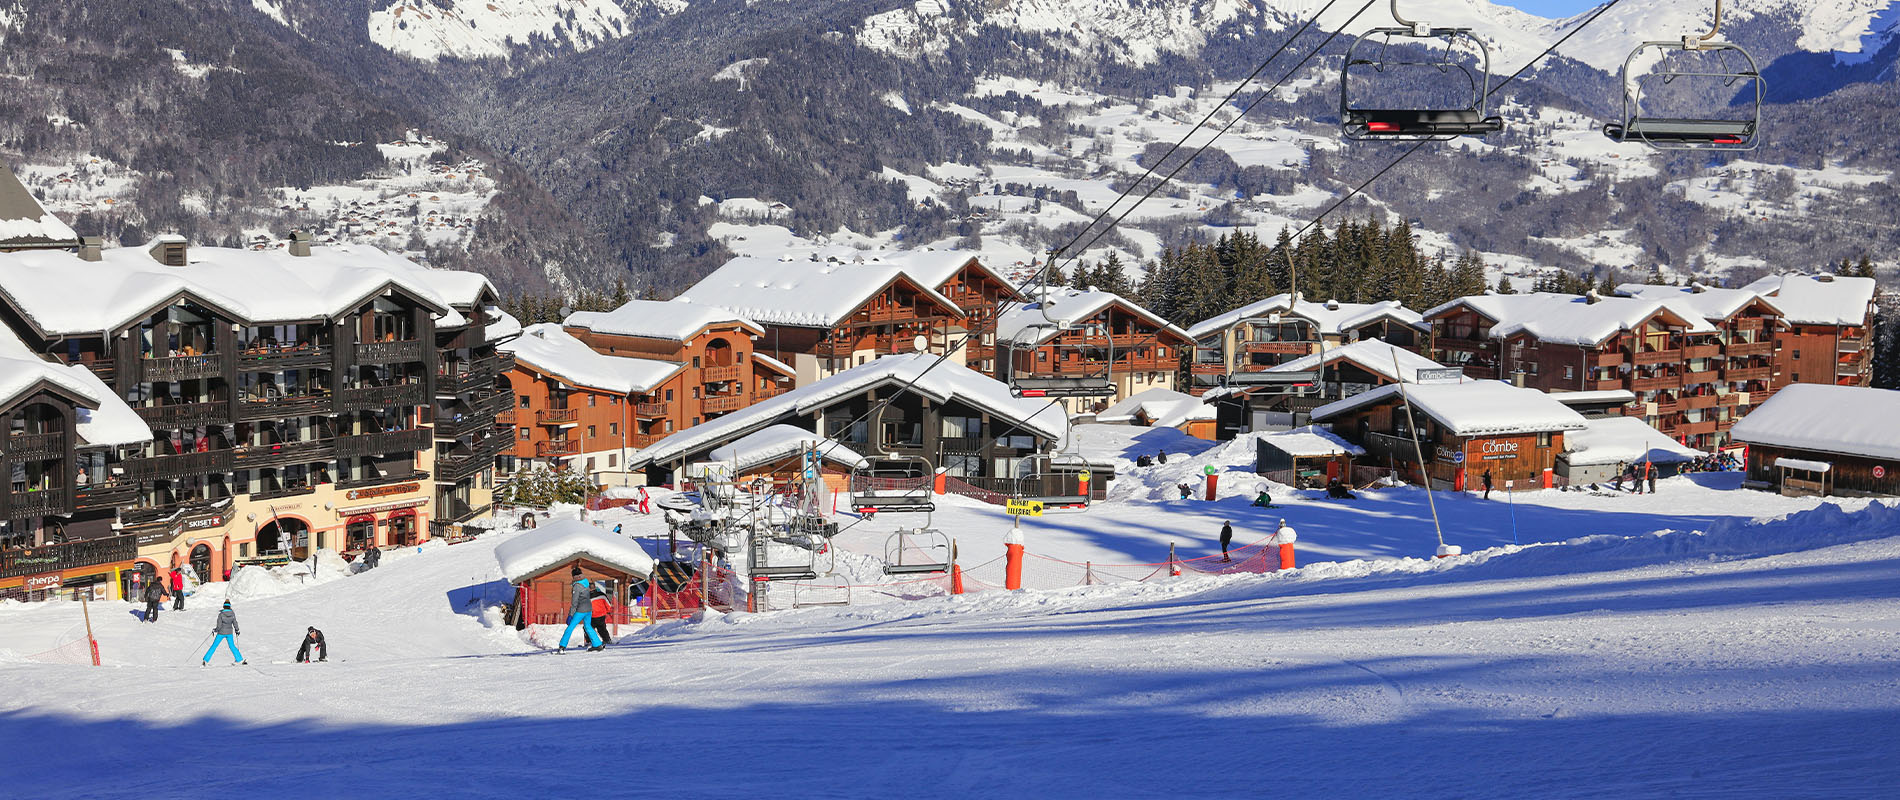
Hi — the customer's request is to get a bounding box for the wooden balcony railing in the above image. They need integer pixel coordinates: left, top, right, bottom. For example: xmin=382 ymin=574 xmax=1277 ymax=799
xmin=1630 ymin=374 xmax=1681 ymax=392
xmin=231 ymin=438 xmax=336 ymax=469
xmin=4 ymin=432 xmax=67 ymax=461
xmin=1630 ymin=349 xmax=1682 ymax=365
xmin=6 ymin=486 xmax=75 ymax=518
xmin=702 ymin=395 xmax=746 ymax=413
xmin=136 ymin=401 xmax=229 ymax=430
xmin=354 ymin=339 xmax=427 ymax=365
xmin=336 ymin=384 xmax=427 ymax=412
xmin=74 ymin=481 xmax=139 ymax=511
xmin=239 ymin=345 xmax=331 ymax=372
xmin=335 ymin=428 xmax=432 ymax=459
xmin=535 ymin=439 xmax=580 ymax=457
xmin=437 ymin=355 xmax=502 ymax=395
xmin=1681 ymin=394 xmax=1718 ymax=410
xmin=1723 ymin=341 xmax=1773 ymax=357
xmin=1682 ymin=344 xmax=1721 ymax=359
xmin=0 ymin=534 xmax=137 ymax=580
xmin=142 ymin=354 xmax=222 ymax=382
xmin=535 ymin=408 xmax=579 ymax=425
xmin=702 ymin=365 xmax=742 ymax=382
xmin=634 ymin=402 xmax=669 ymax=417
xmin=630 ymin=432 xmax=666 ymax=448
xmin=1724 ymin=366 xmax=1770 ymax=382
xmin=237 ymin=393 xmax=332 ymax=421
xmin=1587 ymin=351 xmax=1624 ymax=369
xmin=122 ymin=450 xmax=236 ymax=482
xmin=1243 ymin=341 xmax=1312 ymax=355
xmin=1682 ymin=370 xmax=1721 ymax=385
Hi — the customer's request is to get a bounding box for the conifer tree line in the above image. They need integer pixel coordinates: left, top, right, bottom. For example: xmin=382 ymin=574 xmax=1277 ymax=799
xmin=501 ymin=278 xmax=634 ymax=326
xmin=1107 ymin=218 xmax=1491 ymax=330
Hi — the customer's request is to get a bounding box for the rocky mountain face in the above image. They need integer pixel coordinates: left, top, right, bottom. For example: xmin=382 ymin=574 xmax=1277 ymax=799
xmin=4 ymin=0 xmax=1896 ymax=295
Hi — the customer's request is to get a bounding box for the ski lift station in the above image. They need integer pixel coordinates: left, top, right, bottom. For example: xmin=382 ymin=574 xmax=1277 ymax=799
xmin=495 ymin=519 xmax=655 ymax=627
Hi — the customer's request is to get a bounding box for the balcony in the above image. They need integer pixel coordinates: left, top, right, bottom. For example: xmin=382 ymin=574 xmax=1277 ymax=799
xmin=238 ymin=345 xmax=331 ymax=372
xmin=336 ymin=384 xmax=427 ymax=413
xmin=702 ymin=395 xmax=746 ymax=413
xmin=1716 ymin=393 xmax=1744 ymax=407
xmin=1243 ymin=341 xmax=1312 ymax=355
xmin=231 ymin=438 xmax=336 ymax=469
xmin=436 ymin=433 xmax=511 ymax=482
xmin=355 ymin=339 xmax=427 ymax=365
xmin=135 ymin=401 xmax=229 ymax=430
xmin=1837 ymin=362 xmax=1866 ymax=378
xmin=435 ymin=399 xmax=509 ymax=439
xmin=335 ymin=428 xmax=432 ymax=459
xmin=1651 ymin=399 xmax=1681 ymax=415
xmin=251 ymin=484 xmax=317 ymax=502
xmin=123 ymin=450 xmax=235 ymax=482
xmin=437 ymin=355 xmax=502 ymax=395
xmin=1586 ymin=378 xmax=1624 ymax=392
xmin=1682 ymin=370 xmax=1721 ymax=385
xmin=335 ymin=470 xmax=429 ymax=491
xmin=703 ymin=364 xmax=742 ymax=382
xmin=1682 ymin=343 xmax=1721 ymax=359
xmin=74 ymin=481 xmax=139 ymax=511
xmin=0 ymin=534 xmax=137 ymax=580
xmin=1838 ymin=339 xmax=1865 ymax=353
xmin=1732 ymin=318 xmax=1763 ymax=331
xmin=1724 ymin=341 xmax=1773 ymax=357
xmin=1724 ymin=366 xmax=1770 ymax=382
xmin=634 ymin=402 xmax=668 ymax=417
xmin=142 ymin=354 xmax=222 ymax=382
xmin=1676 ymin=419 xmax=1718 ymax=436
xmin=4 ymin=432 xmax=66 ymax=461
xmin=535 ymin=439 xmax=580 ymax=457
xmin=1630 ymin=349 xmax=1682 ymax=365
xmin=1681 ymin=394 xmax=1718 ymax=410
xmin=629 ymin=432 xmax=666 ymax=449
xmin=6 ymin=486 xmax=74 ymax=518
xmin=1630 ymin=374 xmax=1681 ymax=392
xmin=535 ymin=408 xmax=579 ymax=426
xmin=236 ymin=393 xmax=332 ymax=421
xmin=1587 ymin=351 xmax=1624 ymax=369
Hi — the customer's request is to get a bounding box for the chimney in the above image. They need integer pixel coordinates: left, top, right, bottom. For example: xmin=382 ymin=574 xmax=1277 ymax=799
xmin=1815 ymin=274 xmax=1835 ymax=283
xmin=1585 ymin=288 xmax=1602 ymax=304
xmin=77 ymin=236 xmax=103 ymax=262
xmin=148 ymin=235 xmax=187 ymax=267
xmin=1513 ymin=370 xmax=1527 ymax=387
xmin=288 ymin=230 xmax=313 ymax=257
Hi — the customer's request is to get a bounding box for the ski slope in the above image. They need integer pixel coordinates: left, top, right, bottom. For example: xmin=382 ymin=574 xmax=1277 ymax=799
xmin=3 ymin=426 xmax=1899 ymax=797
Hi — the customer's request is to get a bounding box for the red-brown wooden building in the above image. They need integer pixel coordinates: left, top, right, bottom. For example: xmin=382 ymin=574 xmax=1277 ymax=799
xmin=1312 ymin=379 xmax=1588 ymax=491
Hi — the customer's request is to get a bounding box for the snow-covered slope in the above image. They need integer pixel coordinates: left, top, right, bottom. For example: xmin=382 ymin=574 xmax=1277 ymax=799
xmin=367 ymin=0 xmax=687 ymax=61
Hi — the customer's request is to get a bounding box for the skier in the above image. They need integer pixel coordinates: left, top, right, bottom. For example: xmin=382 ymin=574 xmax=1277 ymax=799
xmin=203 ymin=602 xmax=245 ymax=666
xmin=1177 ymin=483 xmax=1192 ymax=500
xmin=636 ymin=486 xmax=651 ymax=515
xmin=558 ymin=567 xmax=604 ymax=653
xmin=1218 ymin=521 xmax=1233 ymax=563
xmin=589 ymin=586 xmax=614 ymax=646
xmin=1481 ymin=469 xmax=1494 ymax=500
xmin=295 ymin=626 xmax=327 ymax=663
xmin=1135 ymin=454 xmax=1153 ymax=468
xmin=169 ymin=566 xmax=186 ymax=611
xmin=1325 ymin=478 xmax=1356 ymax=500
xmin=141 ymin=576 xmax=169 ymax=623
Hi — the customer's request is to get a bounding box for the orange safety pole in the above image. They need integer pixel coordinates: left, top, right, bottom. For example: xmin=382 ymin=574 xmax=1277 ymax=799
xmin=1168 ymin=542 xmax=1181 ymax=577
xmin=1278 ymin=542 xmax=1296 ymax=571
xmin=950 ymin=539 xmax=964 ymax=595
xmin=1204 ymin=472 xmax=1218 ymax=501
xmin=1273 ymin=522 xmax=1298 ymax=571
xmin=1004 ymin=526 xmax=1024 ymax=591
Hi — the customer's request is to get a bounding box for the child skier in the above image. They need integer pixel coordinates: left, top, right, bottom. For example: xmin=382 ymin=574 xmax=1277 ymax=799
xmin=296 ymin=627 xmax=327 ymax=663
xmin=203 ymin=602 xmax=245 ymax=666
xmin=558 ymin=567 xmax=604 ymax=653
xmin=589 ymin=586 xmax=614 ymax=646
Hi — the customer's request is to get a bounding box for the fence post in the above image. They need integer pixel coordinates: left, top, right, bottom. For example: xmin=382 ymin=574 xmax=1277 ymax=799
xmin=1169 ymin=542 xmax=1181 ymax=577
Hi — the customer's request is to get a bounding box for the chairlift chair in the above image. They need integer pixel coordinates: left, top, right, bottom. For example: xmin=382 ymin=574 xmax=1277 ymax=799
xmin=883 ymin=526 xmax=953 ymax=575
xmin=1602 ymin=2 xmax=1762 ymax=151
xmin=1341 ymin=3 xmax=1503 ymax=141
xmin=747 ymin=522 xmax=820 ymax=581
xmin=1019 ymin=452 xmax=1094 ymax=511
xmin=849 ymin=404 xmax=937 ymax=514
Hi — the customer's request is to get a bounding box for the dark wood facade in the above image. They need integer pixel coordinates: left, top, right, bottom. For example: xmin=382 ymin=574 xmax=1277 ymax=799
xmin=1322 ymin=399 xmax=1568 ymax=491
xmin=1740 ymin=444 xmax=1899 ymax=498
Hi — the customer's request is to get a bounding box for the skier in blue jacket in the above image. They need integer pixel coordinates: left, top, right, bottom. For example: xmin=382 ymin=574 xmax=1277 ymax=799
xmin=203 ymin=601 xmax=246 ymax=666
xmin=558 ymin=567 xmax=604 ymax=652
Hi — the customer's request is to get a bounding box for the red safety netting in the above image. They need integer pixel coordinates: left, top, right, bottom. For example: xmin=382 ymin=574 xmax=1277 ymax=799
xmin=24 ymin=624 xmax=101 ymax=666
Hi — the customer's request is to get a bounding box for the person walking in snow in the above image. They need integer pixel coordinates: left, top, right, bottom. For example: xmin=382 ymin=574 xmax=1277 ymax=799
xmin=203 ymin=602 xmax=245 ymax=666
xmin=1156 ymin=449 xmax=1168 ymax=465
xmin=296 ymin=626 xmax=327 ymax=663
xmin=142 ymin=577 xmax=169 ymax=623
xmin=1644 ymin=460 xmax=1657 ymax=494
xmin=1612 ymin=461 xmax=1626 ymax=492
xmin=636 ymin=486 xmax=651 ymax=515
xmin=169 ymin=567 xmax=186 ymax=611
xmin=1218 ymin=521 xmax=1234 ymax=563
xmin=589 ymin=586 xmax=614 ymax=646
xmin=1481 ymin=469 xmax=1494 ymax=500
xmin=558 ymin=567 xmax=604 ymax=653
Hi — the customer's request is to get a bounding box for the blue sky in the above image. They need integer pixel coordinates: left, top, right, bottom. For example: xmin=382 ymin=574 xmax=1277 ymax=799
xmin=1494 ymin=0 xmax=1603 ymax=17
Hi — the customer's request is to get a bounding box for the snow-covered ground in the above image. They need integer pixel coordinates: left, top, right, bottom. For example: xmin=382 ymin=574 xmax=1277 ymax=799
xmin=5 ymin=423 xmax=1898 ymax=797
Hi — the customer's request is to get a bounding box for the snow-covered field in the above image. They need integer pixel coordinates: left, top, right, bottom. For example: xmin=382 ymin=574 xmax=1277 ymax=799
xmin=4 ymin=424 xmax=1898 ymax=797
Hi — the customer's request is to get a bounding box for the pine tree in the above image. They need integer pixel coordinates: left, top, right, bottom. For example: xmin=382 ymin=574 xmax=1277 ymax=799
xmin=1496 ymin=275 xmax=1514 ymax=294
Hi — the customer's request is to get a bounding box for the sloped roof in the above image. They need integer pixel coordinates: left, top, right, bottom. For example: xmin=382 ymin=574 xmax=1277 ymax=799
xmin=0 ymin=242 xmax=495 ymax=336
xmin=707 ymin=425 xmax=869 ymax=472
xmin=499 ymin=324 xmax=684 ymax=394
xmin=1187 ymin=294 xmax=1424 ymax=340
xmin=1740 ymin=274 xmax=1877 ymax=327
xmin=683 ymin=255 xmax=962 ymax=328
xmin=1094 ymin=387 xmax=1213 ymax=428
xmin=494 ymin=519 xmax=656 ymax=583
xmin=1614 ymin=282 xmax=1784 ymax=322
xmin=0 ymin=161 xmax=78 ymax=250
xmin=1267 ymin=338 xmax=1446 ymax=383
xmin=1258 ymin=425 xmax=1367 ymax=458
xmin=1422 ymin=292 xmax=1714 ymax=346
xmin=996 ymin=286 xmax=1190 ymax=346
xmin=0 ymin=322 xmax=148 ymax=447
xmin=876 ymin=250 xmax=1021 ymax=298
xmin=564 ymin=298 xmax=762 ymax=342
xmin=1313 ymin=380 xmax=1589 ymax=438
xmin=633 ymin=353 xmax=1065 ymax=468
xmin=1562 ymin=416 xmax=1703 ymax=466
xmin=1729 ymin=384 xmax=1900 ymax=461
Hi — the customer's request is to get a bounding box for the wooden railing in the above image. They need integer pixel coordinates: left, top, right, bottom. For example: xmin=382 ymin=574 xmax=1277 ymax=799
xmin=231 ymin=438 xmax=336 ymax=468
xmin=702 ymin=365 xmax=742 ymax=382
xmin=6 ymin=486 xmax=74 ymax=518
xmin=142 ymin=354 xmax=222 ymax=382
xmin=335 ymin=428 xmax=432 ymax=459
xmin=535 ymin=408 xmax=579 ymax=425
xmin=354 ymin=339 xmax=427 ymax=364
xmin=1724 ymin=341 xmax=1773 ymax=357
xmin=336 ymin=384 xmax=427 ymax=412
xmin=123 ymin=450 xmax=235 ymax=482
xmin=0 ymin=534 xmax=136 ymax=580
xmin=135 ymin=401 xmax=228 ymax=429
xmin=702 ymin=395 xmax=746 ymax=413
xmin=1630 ymin=349 xmax=1682 ymax=365
xmin=1630 ymin=374 xmax=1680 ymax=392
xmin=5 ymin=432 xmax=66 ymax=461
xmin=1682 ymin=344 xmax=1721 ymax=359
xmin=635 ymin=402 xmax=669 ymax=417
xmin=237 ymin=393 xmax=332 ymax=420
xmin=1724 ymin=366 xmax=1770 ymax=381
xmin=74 ymin=481 xmax=139 ymax=511
xmin=535 ymin=439 xmax=580 ymax=457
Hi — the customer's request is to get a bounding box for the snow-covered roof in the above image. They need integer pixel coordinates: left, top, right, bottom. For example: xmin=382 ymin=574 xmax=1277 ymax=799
xmin=751 ymin=352 xmax=795 ymax=378
xmin=0 ymin=242 xmax=496 ymax=336
xmin=1258 ymin=425 xmax=1366 ymax=458
xmin=996 ymin=286 xmax=1190 ymax=346
xmin=0 ymin=162 xmax=77 ymax=249
xmin=1730 ymin=384 xmax=1900 ymax=461
xmin=1774 ymin=456 xmax=1833 ymax=473
xmin=875 ymin=250 xmax=1019 ymax=298
xmin=1094 ymin=387 xmax=1213 ymax=428
xmin=634 ymin=353 xmax=1065 ymax=468
xmin=1561 ymin=416 xmax=1703 ymax=467
xmin=1547 ymin=390 xmax=1638 ymax=406
xmin=1187 ymin=294 xmax=1424 ymax=340
xmin=0 ymin=321 xmax=149 ymax=447
xmin=499 ymin=324 xmax=684 ymax=394
xmin=564 ymin=299 xmax=762 ymax=342
xmin=1312 ymin=380 xmax=1589 ymax=438
xmin=1267 ymin=338 xmax=1445 ymax=383
xmin=1614 ymin=283 xmax=1784 ymax=323
xmin=682 ymin=255 xmax=962 ymax=328
xmin=485 ymin=308 xmax=522 ymax=343
xmin=1421 ymin=292 xmax=1714 ymax=346
xmin=706 ymin=425 xmax=869 ymax=472
xmin=494 ymin=519 xmax=657 ymax=583
xmin=1740 ymin=274 xmax=1877 ymax=327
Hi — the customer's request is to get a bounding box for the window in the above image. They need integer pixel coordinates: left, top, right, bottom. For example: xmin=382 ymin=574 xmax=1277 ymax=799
xmin=665 ymin=389 xmax=674 ymax=401
xmin=1537 ymin=432 xmax=1551 ymax=447
xmin=518 ymin=395 xmax=530 ymax=408
xmin=608 ymin=454 xmax=616 ymax=468
xmin=1792 ymin=349 xmax=1801 ymax=360
xmin=610 ymin=396 xmax=619 ymax=405
xmin=664 ymin=420 xmax=674 ymax=432
xmin=692 ymin=417 xmax=700 ymax=426
xmin=586 ymin=458 xmax=595 ymax=471
xmin=587 ymin=425 xmax=596 ymax=439
xmin=609 ymin=423 xmax=618 ymax=436
xmin=588 ymin=396 xmax=596 ymax=407
xmin=693 ymin=356 xmax=700 ymax=368
xmin=518 ymin=427 xmax=530 ymax=441
xmin=1564 ymin=365 xmax=1574 ymax=380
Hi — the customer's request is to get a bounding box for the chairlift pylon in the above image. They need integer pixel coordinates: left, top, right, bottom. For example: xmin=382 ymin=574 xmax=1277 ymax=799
xmin=1340 ymin=1 xmax=1503 ymax=141
xmin=1602 ymin=0 xmax=1762 ymax=151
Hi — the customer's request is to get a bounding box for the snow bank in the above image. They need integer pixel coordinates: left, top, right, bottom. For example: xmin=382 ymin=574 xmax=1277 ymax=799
xmin=224 ymin=549 xmax=355 ymax=602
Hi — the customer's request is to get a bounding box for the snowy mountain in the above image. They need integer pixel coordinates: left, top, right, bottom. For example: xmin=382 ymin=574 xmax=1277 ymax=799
xmin=363 ymin=0 xmax=688 ymax=61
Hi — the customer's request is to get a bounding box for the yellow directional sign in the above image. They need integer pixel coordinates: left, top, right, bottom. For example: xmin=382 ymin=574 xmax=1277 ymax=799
xmin=1006 ymin=499 xmax=1044 ymax=517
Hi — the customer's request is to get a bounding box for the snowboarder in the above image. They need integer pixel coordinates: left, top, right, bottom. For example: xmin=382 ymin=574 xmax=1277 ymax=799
xmin=1481 ymin=469 xmax=1494 ymax=500
xmin=1326 ymin=478 xmax=1356 ymax=500
xmin=296 ymin=627 xmax=328 ymax=663
xmin=1251 ymin=490 xmax=1273 ymax=508
xmin=169 ymin=566 xmax=186 ymax=611
xmin=589 ymin=586 xmax=614 ymax=646
xmin=612 ymin=524 xmax=623 ymax=536
xmin=203 ymin=602 xmax=245 ymax=665
xmin=141 ymin=577 xmax=169 ymax=622
xmin=1644 ymin=460 xmax=1657 ymax=494
xmin=559 ymin=567 xmax=604 ymax=653
xmin=362 ymin=545 xmax=381 ymax=570
xmin=1177 ymin=483 xmax=1193 ymax=500
xmin=1218 ymin=521 xmax=1234 ymax=562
